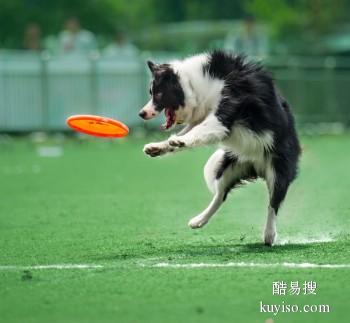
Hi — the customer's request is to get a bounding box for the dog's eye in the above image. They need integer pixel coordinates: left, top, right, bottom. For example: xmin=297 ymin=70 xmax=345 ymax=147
xmin=149 ymin=88 xmax=152 ymax=95
xmin=154 ymin=92 xmax=162 ymax=101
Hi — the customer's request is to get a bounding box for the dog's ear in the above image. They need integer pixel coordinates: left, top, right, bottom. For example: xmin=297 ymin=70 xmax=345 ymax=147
xmin=147 ymin=60 xmax=158 ymax=74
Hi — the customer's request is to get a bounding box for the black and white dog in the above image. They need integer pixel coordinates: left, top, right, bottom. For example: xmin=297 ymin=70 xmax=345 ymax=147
xmin=139 ymin=50 xmax=300 ymax=246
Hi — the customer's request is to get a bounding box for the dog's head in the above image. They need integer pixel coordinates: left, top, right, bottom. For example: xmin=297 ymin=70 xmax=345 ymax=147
xmin=139 ymin=61 xmax=185 ymax=130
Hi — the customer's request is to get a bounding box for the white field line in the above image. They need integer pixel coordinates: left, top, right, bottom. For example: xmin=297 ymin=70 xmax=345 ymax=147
xmin=0 ymin=264 xmax=103 ymax=271
xmin=146 ymin=262 xmax=350 ymax=269
xmin=1 ymin=260 xmax=350 ymax=271
xmin=1 ymin=262 xmax=350 ymax=271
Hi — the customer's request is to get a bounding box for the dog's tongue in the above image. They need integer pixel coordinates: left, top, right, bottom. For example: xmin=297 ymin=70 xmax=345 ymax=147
xmin=161 ymin=108 xmax=175 ymax=130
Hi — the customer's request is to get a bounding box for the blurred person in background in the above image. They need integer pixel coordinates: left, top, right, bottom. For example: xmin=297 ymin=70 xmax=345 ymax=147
xmin=225 ymin=16 xmax=268 ymax=58
xmin=58 ymin=17 xmax=97 ymax=55
xmin=23 ymin=22 xmax=42 ymax=51
xmin=103 ymin=29 xmax=139 ymax=57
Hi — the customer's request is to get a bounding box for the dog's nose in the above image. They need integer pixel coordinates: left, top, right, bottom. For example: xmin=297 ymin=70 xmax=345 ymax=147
xmin=139 ymin=110 xmax=147 ymax=119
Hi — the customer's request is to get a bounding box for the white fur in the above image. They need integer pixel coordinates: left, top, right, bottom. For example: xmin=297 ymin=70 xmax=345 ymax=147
xmin=169 ymin=114 xmax=227 ymax=148
xmin=203 ymin=149 xmax=225 ymax=194
xmin=188 ymin=187 xmax=224 ymax=228
xmin=171 ymin=54 xmax=225 ymax=124
xmin=143 ymin=140 xmax=174 ymax=157
xmin=264 ymin=206 xmax=277 ymax=246
xmin=224 ymin=125 xmax=273 ymax=160
xmin=140 ymin=99 xmax=158 ymax=119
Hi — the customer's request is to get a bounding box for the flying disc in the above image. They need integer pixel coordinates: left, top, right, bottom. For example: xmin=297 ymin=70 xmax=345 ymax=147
xmin=66 ymin=115 xmax=129 ymax=138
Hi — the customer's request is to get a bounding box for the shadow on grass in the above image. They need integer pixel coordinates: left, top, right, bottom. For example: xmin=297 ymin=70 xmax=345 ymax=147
xmin=172 ymin=242 xmax=316 ymax=259
xmin=242 ymin=242 xmax=312 ymax=253
xmin=92 ymin=240 xmax=335 ymax=262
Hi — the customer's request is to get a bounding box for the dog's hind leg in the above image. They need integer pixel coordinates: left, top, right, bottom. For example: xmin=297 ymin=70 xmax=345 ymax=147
xmin=188 ymin=184 xmax=225 ymax=228
xmin=189 ymin=150 xmax=252 ymax=229
xmin=188 ymin=149 xmax=226 ymax=228
xmin=203 ymin=149 xmax=225 ymax=194
xmin=264 ymin=162 xmax=292 ymax=246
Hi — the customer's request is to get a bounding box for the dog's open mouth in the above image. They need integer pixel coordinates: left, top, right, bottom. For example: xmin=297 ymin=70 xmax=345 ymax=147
xmin=161 ymin=108 xmax=176 ymax=130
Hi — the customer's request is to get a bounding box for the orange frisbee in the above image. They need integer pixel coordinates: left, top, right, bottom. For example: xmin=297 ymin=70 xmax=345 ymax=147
xmin=66 ymin=115 xmax=129 ymax=138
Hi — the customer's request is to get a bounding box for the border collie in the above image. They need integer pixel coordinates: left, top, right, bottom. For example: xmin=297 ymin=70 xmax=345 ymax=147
xmin=139 ymin=50 xmax=300 ymax=246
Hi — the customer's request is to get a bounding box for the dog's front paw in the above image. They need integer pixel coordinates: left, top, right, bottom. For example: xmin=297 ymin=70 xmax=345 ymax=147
xmin=168 ymin=137 xmax=186 ymax=148
xmin=188 ymin=215 xmax=208 ymax=229
xmin=143 ymin=143 xmax=168 ymax=157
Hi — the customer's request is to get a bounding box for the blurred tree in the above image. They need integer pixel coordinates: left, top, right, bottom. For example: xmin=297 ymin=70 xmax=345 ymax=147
xmin=0 ymin=0 xmax=120 ymax=48
xmin=0 ymin=0 xmax=246 ymax=49
xmin=152 ymin=0 xmax=245 ymax=22
xmin=184 ymin=0 xmax=245 ymax=20
xmin=1 ymin=0 xmax=349 ymax=53
xmin=244 ymin=0 xmax=349 ymax=54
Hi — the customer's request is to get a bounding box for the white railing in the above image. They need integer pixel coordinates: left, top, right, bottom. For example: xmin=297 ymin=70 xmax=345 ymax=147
xmin=0 ymin=51 xmax=349 ymax=131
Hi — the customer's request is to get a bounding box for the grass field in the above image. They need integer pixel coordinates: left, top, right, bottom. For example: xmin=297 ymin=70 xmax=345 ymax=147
xmin=1 ymin=134 xmax=350 ymax=323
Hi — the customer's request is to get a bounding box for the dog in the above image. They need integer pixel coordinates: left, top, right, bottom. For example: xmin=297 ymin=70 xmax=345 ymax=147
xmin=139 ymin=50 xmax=301 ymax=246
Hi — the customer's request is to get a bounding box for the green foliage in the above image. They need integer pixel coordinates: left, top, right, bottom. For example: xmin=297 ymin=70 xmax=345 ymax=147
xmin=1 ymin=0 xmax=350 ymax=52
xmin=245 ymin=0 xmax=349 ymax=53
xmin=0 ymin=0 xmax=118 ymax=48
xmin=245 ymin=0 xmax=304 ymax=39
xmin=0 ymin=0 xmax=245 ymax=49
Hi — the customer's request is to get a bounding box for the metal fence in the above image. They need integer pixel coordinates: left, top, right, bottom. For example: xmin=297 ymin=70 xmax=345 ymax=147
xmin=268 ymin=56 xmax=350 ymax=126
xmin=0 ymin=51 xmax=148 ymax=131
xmin=0 ymin=51 xmax=349 ymax=132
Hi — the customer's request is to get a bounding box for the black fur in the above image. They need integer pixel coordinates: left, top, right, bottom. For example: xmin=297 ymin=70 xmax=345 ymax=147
xmin=216 ymin=151 xmax=258 ymax=201
xmin=215 ymin=151 xmax=237 ymax=180
xmin=205 ymin=50 xmax=301 ymax=213
xmin=223 ymin=165 xmax=258 ymax=202
xmin=147 ymin=62 xmax=185 ymax=112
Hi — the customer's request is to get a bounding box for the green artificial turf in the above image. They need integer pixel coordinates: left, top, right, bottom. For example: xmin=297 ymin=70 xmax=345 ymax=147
xmin=0 ymin=134 xmax=349 ymax=323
